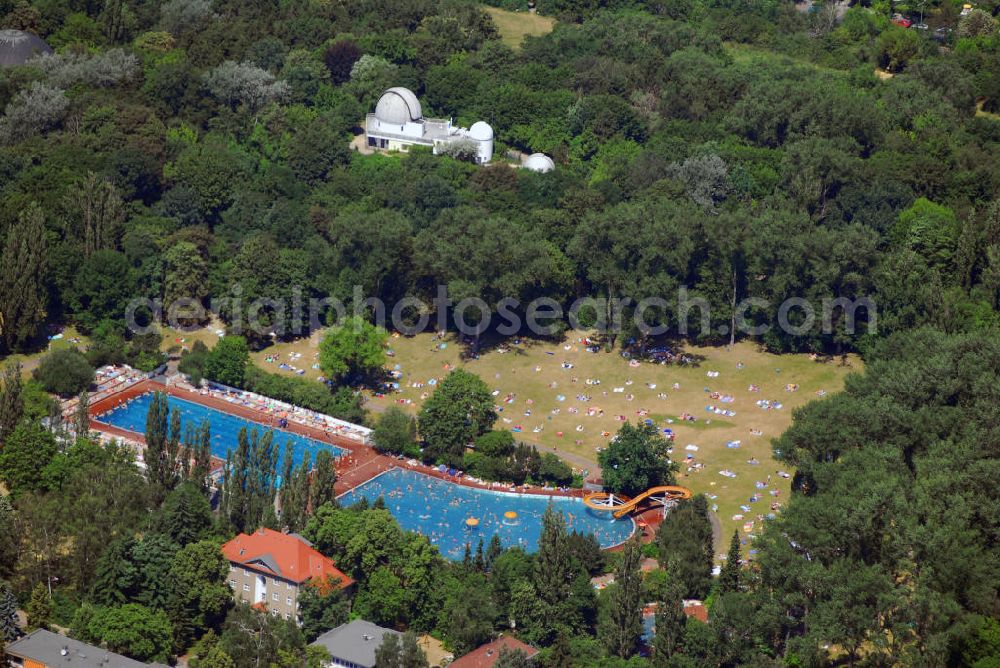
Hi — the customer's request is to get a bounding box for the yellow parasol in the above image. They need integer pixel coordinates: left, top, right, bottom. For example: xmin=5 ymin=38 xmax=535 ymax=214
xmin=504 ymin=511 xmax=518 ymax=520
xmin=465 ymin=517 xmax=480 ymax=527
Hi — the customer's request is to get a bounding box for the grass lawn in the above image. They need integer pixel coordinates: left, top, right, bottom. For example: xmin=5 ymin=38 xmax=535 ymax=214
xmin=1 ymin=325 xmax=91 ymax=378
xmin=484 ymin=6 xmax=556 ymax=50
xmin=159 ymin=315 xmax=228 ymax=355
xmin=246 ymin=330 xmax=860 ymax=553
xmin=976 ymin=99 xmax=1000 ymax=121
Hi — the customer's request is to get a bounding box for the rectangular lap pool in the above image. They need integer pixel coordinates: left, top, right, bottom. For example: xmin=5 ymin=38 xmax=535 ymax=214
xmin=95 ymin=392 xmax=346 ymax=467
xmin=338 ymin=468 xmax=635 ymax=560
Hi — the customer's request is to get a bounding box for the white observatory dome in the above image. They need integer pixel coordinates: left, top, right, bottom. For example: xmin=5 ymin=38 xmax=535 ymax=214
xmin=468 ymin=121 xmax=494 ymax=141
xmin=374 ymin=87 xmax=422 ymax=125
xmin=523 ymin=153 xmax=555 ymax=173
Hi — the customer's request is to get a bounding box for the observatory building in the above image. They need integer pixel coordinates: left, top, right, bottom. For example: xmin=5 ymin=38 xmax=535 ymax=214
xmin=365 ymin=87 xmax=493 ymax=164
xmin=523 ymin=152 xmax=555 ymax=173
xmin=0 ymin=29 xmax=52 ymax=68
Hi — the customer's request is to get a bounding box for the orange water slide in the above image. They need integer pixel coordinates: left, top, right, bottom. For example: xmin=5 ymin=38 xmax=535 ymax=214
xmin=583 ymin=485 xmax=693 ymax=518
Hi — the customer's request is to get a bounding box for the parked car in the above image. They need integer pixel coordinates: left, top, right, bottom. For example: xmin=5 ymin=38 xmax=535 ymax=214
xmin=892 ymin=12 xmax=913 ymax=27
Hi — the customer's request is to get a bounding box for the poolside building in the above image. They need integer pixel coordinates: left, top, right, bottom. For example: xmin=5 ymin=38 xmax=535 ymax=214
xmin=365 ymin=87 xmax=494 ymax=164
xmin=222 ymin=528 xmax=353 ymax=622
xmin=309 ymin=620 xmax=400 ymax=668
xmin=5 ymin=629 xmax=169 ymax=668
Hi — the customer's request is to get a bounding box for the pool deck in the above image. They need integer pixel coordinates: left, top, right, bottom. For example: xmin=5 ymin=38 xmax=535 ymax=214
xmin=88 ymin=379 xmax=661 ymax=548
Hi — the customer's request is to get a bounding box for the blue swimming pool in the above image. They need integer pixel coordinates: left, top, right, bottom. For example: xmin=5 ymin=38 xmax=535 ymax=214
xmin=96 ymin=393 xmax=345 ymax=467
xmin=338 ymin=468 xmax=635 ymax=560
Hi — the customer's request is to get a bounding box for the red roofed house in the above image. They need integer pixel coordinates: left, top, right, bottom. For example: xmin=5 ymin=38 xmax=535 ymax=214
xmin=682 ymin=599 xmax=709 ymax=623
xmin=449 ymin=636 xmax=538 ymax=668
xmin=221 ymin=528 xmax=353 ymax=623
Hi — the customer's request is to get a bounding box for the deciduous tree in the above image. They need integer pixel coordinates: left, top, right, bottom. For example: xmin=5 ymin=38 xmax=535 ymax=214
xmin=0 ymin=204 xmax=47 ymax=351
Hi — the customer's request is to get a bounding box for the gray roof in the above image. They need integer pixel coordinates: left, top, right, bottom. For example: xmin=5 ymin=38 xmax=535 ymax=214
xmin=0 ymin=30 xmax=52 ymax=67
xmin=310 ymin=620 xmax=401 ymax=668
xmin=6 ymin=629 xmax=169 ymax=668
xmin=374 ymin=87 xmax=422 ymax=125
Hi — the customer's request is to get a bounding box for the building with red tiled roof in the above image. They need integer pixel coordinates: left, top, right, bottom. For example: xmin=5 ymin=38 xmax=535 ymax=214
xmin=449 ymin=636 xmax=538 ymax=668
xmin=682 ymin=599 xmax=709 ymax=623
xmin=221 ymin=528 xmax=353 ymax=622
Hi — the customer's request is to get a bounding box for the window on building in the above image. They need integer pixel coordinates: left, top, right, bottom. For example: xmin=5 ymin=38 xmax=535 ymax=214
xmin=272 ymin=593 xmax=278 ymax=601
xmin=286 ymin=597 xmax=292 ymax=606
xmin=243 ymin=584 xmax=249 ymax=592
xmin=286 ymin=582 xmax=292 ymax=590
xmin=367 ymin=137 xmax=376 ymax=147
xmin=229 ymin=580 xmax=236 ymax=588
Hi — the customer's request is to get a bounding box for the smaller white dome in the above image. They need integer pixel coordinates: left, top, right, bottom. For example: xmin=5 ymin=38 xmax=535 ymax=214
xmin=468 ymin=121 xmax=493 ymax=141
xmin=523 ymin=153 xmax=555 ymax=173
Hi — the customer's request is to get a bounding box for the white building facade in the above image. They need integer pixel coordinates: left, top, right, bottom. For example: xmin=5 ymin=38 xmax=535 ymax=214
xmin=365 ymin=87 xmax=493 ymax=164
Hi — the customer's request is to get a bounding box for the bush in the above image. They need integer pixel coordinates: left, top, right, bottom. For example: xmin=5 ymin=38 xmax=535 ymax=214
xmin=203 ymin=61 xmax=289 ymax=111
xmin=242 ymin=367 xmax=368 ymax=426
xmin=538 ymin=452 xmax=573 ymax=486
xmin=25 ymin=50 xmax=139 ymax=88
xmin=183 ymin=339 xmax=367 ymax=424
xmin=0 ymin=82 xmax=68 ymax=145
xmin=32 ymin=348 xmax=94 ymax=397
xmin=372 ymin=407 xmax=418 ymax=457
xmin=203 ymin=336 xmax=249 ymax=387
xmin=160 ymin=0 xmax=214 ymax=35
xmin=178 ymin=340 xmax=210 ymax=385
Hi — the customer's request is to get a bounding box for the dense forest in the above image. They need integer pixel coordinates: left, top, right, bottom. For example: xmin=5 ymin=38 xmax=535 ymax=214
xmin=2 ymin=0 xmax=1000 ymax=665
xmin=1 ymin=0 xmax=1000 ymax=356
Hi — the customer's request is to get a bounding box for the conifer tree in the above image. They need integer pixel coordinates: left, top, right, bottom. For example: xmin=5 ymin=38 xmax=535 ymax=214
xmin=279 ymin=447 xmax=295 ymax=529
xmin=399 ymin=631 xmax=428 ymax=668
xmin=534 ymin=504 xmax=572 ymax=607
xmin=0 ymin=363 xmax=23 ymax=446
xmin=91 ymin=537 xmax=136 ymax=606
xmin=145 ymin=393 xmax=171 ymax=502
xmin=25 ymin=583 xmax=50 ymax=631
xmin=485 ymin=534 xmax=502 ymax=572
xmin=651 ymin=570 xmax=686 ymax=666
xmin=598 ymin=535 xmax=643 ymax=658
xmin=0 ymin=203 xmax=47 ymax=351
xmin=548 ymin=631 xmax=573 ymax=668
xmin=474 ymin=539 xmax=485 ymax=573
xmin=223 ymin=436 xmax=249 ymax=531
xmin=312 ymin=449 xmax=337 ymax=510
xmin=718 ymin=530 xmax=742 ymax=594
xmin=191 ymin=420 xmax=212 ymax=493
xmin=0 ymin=580 xmax=21 ymax=641
xmin=167 ymin=407 xmax=182 ymax=486
xmin=292 ymin=456 xmax=311 ymax=527
xmin=161 ymin=481 xmax=212 ymax=546
xmin=75 ymin=391 xmax=90 ymax=437
xmin=374 ymin=633 xmax=401 ymax=668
